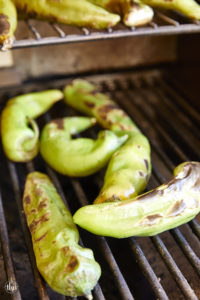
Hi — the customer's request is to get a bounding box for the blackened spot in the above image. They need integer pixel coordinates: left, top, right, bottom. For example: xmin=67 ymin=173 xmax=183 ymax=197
xmin=140 ymin=213 xmax=163 ymax=225
xmin=34 ymin=232 xmax=48 ymax=242
xmin=29 ymin=213 xmax=50 ymax=233
xmin=61 ymin=246 xmax=70 ymax=255
xmin=144 ymin=159 xmax=149 ymax=170
xmin=51 ymin=119 xmax=64 ymax=129
xmin=31 ymin=209 xmax=36 ymax=213
xmin=90 ymin=90 xmax=99 ymax=95
xmin=38 ymin=199 xmax=48 ymax=210
xmin=35 ymin=188 xmax=42 ymax=196
xmin=185 ymin=165 xmax=192 ymax=178
xmin=24 ymin=195 xmax=31 ymax=205
xmin=98 ymin=104 xmax=119 ymax=114
xmin=130 ymin=0 xmax=140 ymax=9
xmin=139 ymin=171 xmax=144 ymax=177
xmin=0 ymin=14 xmax=10 ymax=35
xmin=167 ymin=199 xmax=186 ymax=217
xmin=66 ymin=256 xmax=78 ymax=273
xmin=193 ymin=177 xmax=200 ymax=190
xmin=84 ymin=101 xmax=95 ymax=108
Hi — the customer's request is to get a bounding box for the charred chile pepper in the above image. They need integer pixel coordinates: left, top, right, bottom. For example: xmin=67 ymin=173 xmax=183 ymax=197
xmin=23 ymin=172 xmax=101 ymax=297
xmin=64 ymin=79 xmax=151 ymax=203
xmin=1 ymin=90 xmax=63 ymax=162
xmin=142 ymin=0 xmax=200 ymax=20
xmin=88 ymin=0 xmax=154 ymax=27
xmin=73 ymin=162 xmax=200 ymax=238
xmin=0 ymin=0 xmax=17 ymax=50
xmin=13 ymin=0 xmax=120 ymax=29
xmin=40 ymin=116 xmax=127 ymax=177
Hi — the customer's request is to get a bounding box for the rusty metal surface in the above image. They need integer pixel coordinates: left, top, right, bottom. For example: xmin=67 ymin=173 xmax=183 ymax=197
xmin=0 ymin=70 xmax=200 ymax=299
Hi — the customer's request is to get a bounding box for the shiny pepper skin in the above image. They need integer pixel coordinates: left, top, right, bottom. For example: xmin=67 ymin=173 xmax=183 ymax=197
xmin=40 ymin=116 xmax=127 ymax=177
xmin=64 ymin=79 xmax=151 ymax=203
xmin=13 ymin=0 xmax=120 ymax=29
xmin=23 ymin=172 xmax=101 ymax=297
xmin=74 ymin=162 xmax=200 ymax=238
xmin=0 ymin=90 xmax=63 ymax=162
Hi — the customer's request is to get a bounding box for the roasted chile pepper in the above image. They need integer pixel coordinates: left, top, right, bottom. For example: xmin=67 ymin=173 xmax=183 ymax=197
xmin=0 ymin=90 xmax=63 ymax=162
xmin=23 ymin=172 xmax=101 ymax=297
xmin=142 ymin=0 xmax=200 ymax=20
xmin=88 ymin=0 xmax=154 ymax=27
xmin=64 ymin=79 xmax=151 ymax=203
xmin=13 ymin=0 xmax=120 ymax=29
xmin=0 ymin=0 xmax=17 ymax=50
xmin=40 ymin=116 xmax=127 ymax=177
xmin=74 ymin=162 xmax=200 ymax=238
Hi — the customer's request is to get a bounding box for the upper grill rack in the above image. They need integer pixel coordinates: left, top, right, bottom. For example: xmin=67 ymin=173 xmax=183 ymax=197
xmin=12 ymin=11 xmax=200 ymax=49
xmin=0 ymin=70 xmax=200 ymax=300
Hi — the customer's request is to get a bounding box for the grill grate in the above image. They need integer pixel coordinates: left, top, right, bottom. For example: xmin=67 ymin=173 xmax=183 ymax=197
xmin=11 ymin=11 xmax=200 ymax=50
xmin=0 ymin=70 xmax=200 ymax=300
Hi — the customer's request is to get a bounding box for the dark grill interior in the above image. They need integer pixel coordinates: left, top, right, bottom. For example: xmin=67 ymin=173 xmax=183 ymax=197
xmin=0 ymin=70 xmax=200 ymax=300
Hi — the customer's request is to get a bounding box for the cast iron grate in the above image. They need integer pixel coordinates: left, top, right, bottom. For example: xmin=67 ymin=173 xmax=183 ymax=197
xmin=9 ymin=11 xmax=200 ymax=50
xmin=0 ymin=70 xmax=200 ymax=300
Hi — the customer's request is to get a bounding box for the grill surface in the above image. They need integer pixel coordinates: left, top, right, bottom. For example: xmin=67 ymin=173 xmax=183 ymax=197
xmin=12 ymin=11 xmax=200 ymax=49
xmin=0 ymin=70 xmax=200 ymax=300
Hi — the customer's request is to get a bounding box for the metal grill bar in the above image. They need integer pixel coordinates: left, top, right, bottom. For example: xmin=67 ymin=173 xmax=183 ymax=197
xmin=11 ymin=13 xmax=200 ymax=50
xmin=151 ymin=236 xmax=198 ymax=300
xmin=26 ymin=20 xmax=41 ymax=40
xmin=0 ymin=190 xmax=22 ymax=300
xmin=170 ymin=228 xmax=200 ymax=277
xmin=190 ymin=220 xmax=200 ymax=240
xmin=158 ymin=79 xmax=200 ymax=128
xmin=156 ymin=12 xmax=180 ymax=26
xmin=51 ymin=24 xmax=66 ymax=38
xmin=129 ymin=238 xmax=169 ymax=300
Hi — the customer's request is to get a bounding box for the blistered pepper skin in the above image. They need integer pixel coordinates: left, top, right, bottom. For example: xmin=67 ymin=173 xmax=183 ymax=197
xmin=88 ymin=0 xmax=154 ymax=26
xmin=64 ymin=79 xmax=151 ymax=203
xmin=13 ymin=0 xmax=120 ymax=29
xmin=40 ymin=116 xmax=127 ymax=177
xmin=142 ymin=0 xmax=200 ymax=20
xmin=74 ymin=162 xmax=200 ymax=238
xmin=23 ymin=172 xmax=101 ymax=297
xmin=0 ymin=0 xmax=17 ymax=50
xmin=1 ymin=90 xmax=63 ymax=162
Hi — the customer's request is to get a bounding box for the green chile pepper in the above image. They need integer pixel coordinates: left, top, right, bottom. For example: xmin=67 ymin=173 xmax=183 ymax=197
xmin=73 ymin=161 xmax=200 ymax=238
xmin=1 ymin=90 xmax=63 ymax=162
xmin=142 ymin=0 xmax=200 ymax=20
xmin=64 ymin=79 xmax=151 ymax=203
xmin=23 ymin=172 xmax=101 ymax=297
xmin=40 ymin=116 xmax=128 ymax=177
xmin=13 ymin=0 xmax=120 ymax=29
xmin=0 ymin=0 xmax=17 ymax=50
xmin=88 ymin=0 xmax=154 ymax=27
